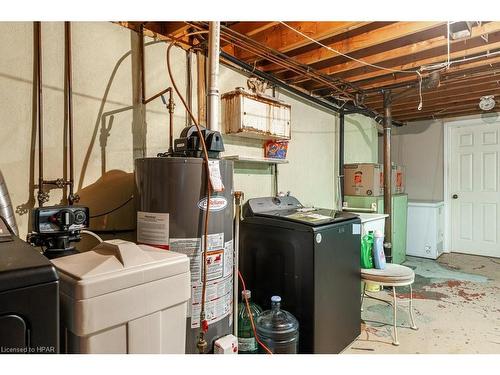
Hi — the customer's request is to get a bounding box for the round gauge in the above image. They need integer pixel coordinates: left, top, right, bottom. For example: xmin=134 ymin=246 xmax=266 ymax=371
xmin=479 ymin=95 xmax=496 ymax=111
xmin=74 ymin=210 xmax=87 ymax=225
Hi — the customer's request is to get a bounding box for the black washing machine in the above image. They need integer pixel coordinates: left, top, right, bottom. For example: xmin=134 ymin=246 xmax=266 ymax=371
xmin=0 ymin=217 xmax=59 ymax=354
xmin=239 ymin=196 xmax=361 ymax=354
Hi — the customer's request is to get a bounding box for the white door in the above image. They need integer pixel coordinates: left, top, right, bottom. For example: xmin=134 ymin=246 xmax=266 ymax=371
xmin=449 ymin=121 xmax=500 ymax=257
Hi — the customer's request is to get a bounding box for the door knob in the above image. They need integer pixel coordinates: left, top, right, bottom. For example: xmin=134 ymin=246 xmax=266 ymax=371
xmin=452 ymin=194 xmax=458 ymax=199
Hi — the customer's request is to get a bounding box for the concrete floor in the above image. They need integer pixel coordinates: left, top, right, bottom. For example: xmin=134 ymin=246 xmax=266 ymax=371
xmin=345 ymin=253 xmax=500 ymax=354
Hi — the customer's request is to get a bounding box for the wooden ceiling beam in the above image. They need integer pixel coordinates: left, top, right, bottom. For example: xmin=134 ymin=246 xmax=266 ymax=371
xmin=395 ymin=102 xmax=487 ymax=121
xmin=158 ymin=22 xmax=190 ymax=37
xmin=354 ymin=55 xmax=500 ymax=91
xmin=231 ymin=21 xmax=371 ymax=61
xmin=397 ymin=107 xmax=492 ymax=122
xmin=390 ymin=90 xmax=500 ymax=115
xmin=363 ymin=72 xmax=500 ymax=106
xmin=368 ymin=78 xmax=500 ymax=110
xmin=290 ymin=21 xmax=500 ymax=86
xmin=260 ymin=21 xmax=443 ymax=73
xmin=401 ymin=109 xmax=492 ymax=123
xmin=371 ymin=87 xmax=500 ymax=113
xmin=344 ymin=39 xmax=500 ymax=85
xmin=228 ymin=22 xmax=280 ymax=36
xmin=115 ymin=22 xmax=181 ymax=43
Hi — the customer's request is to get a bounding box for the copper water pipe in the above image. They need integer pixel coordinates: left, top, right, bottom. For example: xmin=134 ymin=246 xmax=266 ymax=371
xmin=143 ymin=87 xmax=175 ymax=153
xmin=139 ymin=23 xmax=146 ymax=105
xmin=35 ymin=21 xmax=46 ymax=207
xmin=65 ymin=21 xmax=76 ymax=204
xmin=138 ymin=27 xmax=175 ymax=153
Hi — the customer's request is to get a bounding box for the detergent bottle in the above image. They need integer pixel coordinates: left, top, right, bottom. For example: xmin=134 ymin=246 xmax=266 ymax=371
xmin=360 ymin=232 xmax=374 ymax=269
xmin=372 ymin=230 xmax=386 ymax=269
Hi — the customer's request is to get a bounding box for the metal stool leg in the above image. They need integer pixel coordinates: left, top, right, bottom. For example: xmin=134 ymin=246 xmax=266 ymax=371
xmin=392 ymin=286 xmax=400 ymax=346
xmin=409 ymin=284 xmax=418 ymax=330
xmin=361 ymin=282 xmax=366 ymax=312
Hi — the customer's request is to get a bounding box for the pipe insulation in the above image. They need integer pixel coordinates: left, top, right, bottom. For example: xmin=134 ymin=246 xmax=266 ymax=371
xmin=207 ymin=21 xmax=221 ymax=132
xmin=0 ymin=171 xmax=18 ymax=236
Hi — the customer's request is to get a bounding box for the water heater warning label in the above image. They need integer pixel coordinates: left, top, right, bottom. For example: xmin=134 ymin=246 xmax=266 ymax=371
xmin=170 ymin=233 xmax=232 ymax=328
xmin=137 ymin=212 xmax=169 ymax=248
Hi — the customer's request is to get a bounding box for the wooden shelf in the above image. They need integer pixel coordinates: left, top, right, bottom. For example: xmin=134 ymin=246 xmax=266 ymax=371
xmin=222 ymin=155 xmax=289 ymax=164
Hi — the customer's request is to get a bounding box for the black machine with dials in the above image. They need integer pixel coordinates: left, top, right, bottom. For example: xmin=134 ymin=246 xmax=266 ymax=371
xmin=239 ymin=196 xmax=361 ymax=354
xmin=0 ymin=216 xmax=59 ymax=354
xmin=27 ymin=205 xmax=89 ymax=259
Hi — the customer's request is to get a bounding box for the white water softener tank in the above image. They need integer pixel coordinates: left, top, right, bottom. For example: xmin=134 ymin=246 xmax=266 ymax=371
xmin=135 ymin=156 xmax=234 ymax=353
xmin=52 ymin=240 xmax=190 ymax=353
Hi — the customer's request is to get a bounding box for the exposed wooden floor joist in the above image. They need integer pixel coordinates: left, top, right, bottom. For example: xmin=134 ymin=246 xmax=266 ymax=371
xmin=118 ymin=21 xmax=500 ymax=122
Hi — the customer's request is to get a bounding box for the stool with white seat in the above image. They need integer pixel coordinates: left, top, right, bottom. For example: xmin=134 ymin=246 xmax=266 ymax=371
xmin=360 ymin=263 xmax=418 ymax=346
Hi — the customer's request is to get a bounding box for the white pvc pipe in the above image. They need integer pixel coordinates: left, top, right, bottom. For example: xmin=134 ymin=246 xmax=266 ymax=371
xmin=207 ymin=21 xmax=221 ymax=132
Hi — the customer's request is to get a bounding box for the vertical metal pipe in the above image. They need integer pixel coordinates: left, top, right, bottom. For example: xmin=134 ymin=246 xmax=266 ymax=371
xmin=65 ymin=22 xmax=75 ymax=204
xmin=35 ymin=21 xmax=45 ymax=207
xmin=186 ymin=48 xmax=193 ymax=126
xmin=383 ymin=90 xmax=393 ymax=262
xmin=168 ymin=88 xmax=174 ymax=153
xmin=339 ymin=111 xmax=345 ymax=209
xmin=0 ymin=171 xmax=19 ymax=235
xmin=196 ymin=50 xmax=207 ymax=126
xmin=233 ymin=191 xmax=244 ymax=338
xmin=207 ymin=21 xmax=220 ymax=132
xmin=273 ymin=164 xmax=279 ymax=196
xmin=139 ymin=24 xmax=145 ymax=104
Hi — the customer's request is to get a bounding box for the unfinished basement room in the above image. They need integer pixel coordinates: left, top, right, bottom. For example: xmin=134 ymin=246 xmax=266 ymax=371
xmin=0 ymin=1 xmax=498 ymax=373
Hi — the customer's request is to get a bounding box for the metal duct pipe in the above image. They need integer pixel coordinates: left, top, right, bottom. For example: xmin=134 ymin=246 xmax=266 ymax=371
xmin=0 ymin=171 xmax=18 ymax=236
xmin=383 ymin=90 xmax=393 ymax=262
xmin=207 ymin=21 xmax=221 ymax=132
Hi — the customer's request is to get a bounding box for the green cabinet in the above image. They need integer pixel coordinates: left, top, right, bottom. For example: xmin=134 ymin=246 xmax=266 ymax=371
xmin=344 ymin=194 xmax=408 ymax=264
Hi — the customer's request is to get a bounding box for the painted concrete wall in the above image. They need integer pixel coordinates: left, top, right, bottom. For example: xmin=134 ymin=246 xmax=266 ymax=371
xmin=381 ymin=112 xmax=500 ymax=202
xmin=389 ymin=119 xmax=445 ymax=201
xmin=344 ymin=113 xmax=379 ymax=164
xmin=0 ymin=21 xmax=339 ymax=239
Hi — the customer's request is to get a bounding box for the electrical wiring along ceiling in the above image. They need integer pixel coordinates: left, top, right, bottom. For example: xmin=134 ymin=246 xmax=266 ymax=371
xmin=121 ymin=21 xmax=500 ymax=122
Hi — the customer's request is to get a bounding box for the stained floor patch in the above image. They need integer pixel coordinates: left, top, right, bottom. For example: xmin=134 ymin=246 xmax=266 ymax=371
xmin=404 ymin=256 xmax=489 ymax=283
xmin=346 ymin=253 xmax=500 ymax=354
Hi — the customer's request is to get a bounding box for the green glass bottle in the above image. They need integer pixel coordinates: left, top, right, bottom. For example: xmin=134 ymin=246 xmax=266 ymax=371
xmin=238 ymin=290 xmax=263 ymax=354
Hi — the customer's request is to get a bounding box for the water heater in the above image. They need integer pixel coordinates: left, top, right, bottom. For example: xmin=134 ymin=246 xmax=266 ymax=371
xmin=134 ymin=156 xmax=234 ymax=353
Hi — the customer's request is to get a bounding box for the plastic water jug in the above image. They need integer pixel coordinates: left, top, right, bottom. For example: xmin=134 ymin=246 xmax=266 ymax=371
xmin=256 ymin=296 xmax=299 ymax=354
